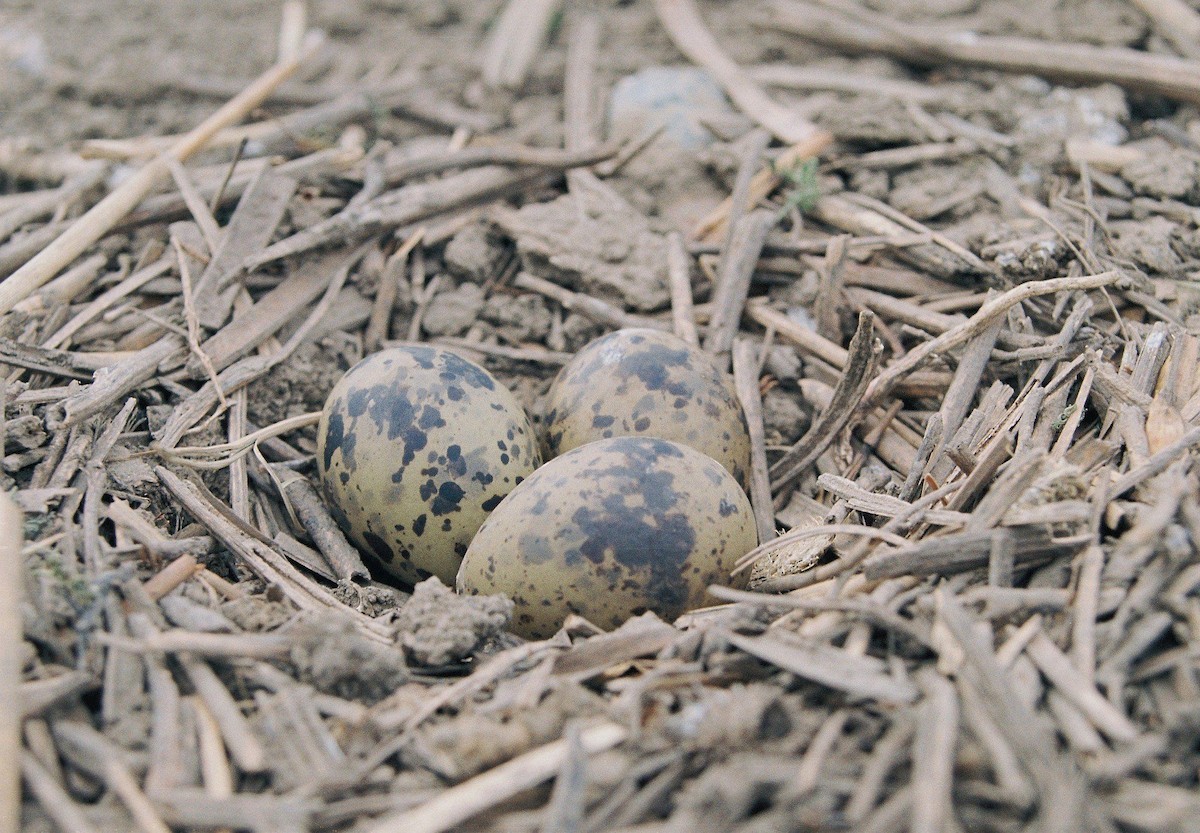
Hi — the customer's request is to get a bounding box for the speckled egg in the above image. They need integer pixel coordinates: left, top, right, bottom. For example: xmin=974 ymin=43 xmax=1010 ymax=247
xmin=456 ymin=436 xmax=756 ymax=638
xmin=542 ymin=328 xmax=751 ymax=487
xmin=317 ymin=345 xmax=541 ymax=585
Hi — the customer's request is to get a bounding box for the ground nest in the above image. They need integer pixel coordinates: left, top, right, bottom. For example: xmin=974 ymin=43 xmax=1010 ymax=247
xmin=1 ymin=0 xmax=1200 ymax=831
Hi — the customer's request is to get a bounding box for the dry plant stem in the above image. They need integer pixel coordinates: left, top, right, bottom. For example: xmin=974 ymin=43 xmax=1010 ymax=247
xmin=157 ymin=468 xmax=391 ymax=641
xmin=1025 ymin=632 xmax=1139 ymax=743
xmin=178 ymin=654 xmax=268 ymax=773
xmin=397 ymin=640 xmax=561 ymax=732
xmin=186 ymin=249 xmax=347 ymax=379
xmin=695 ymin=132 xmax=832 ymax=241
xmin=722 ymin=630 xmax=919 ymax=703
xmin=720 ymin=129 xmax=772 ymax=267
xmin=53 ymin=335 xmax=186 ymax=430
xmin=750 ymin=62 xmax=942 ymax=101
xmin=666 ymin=233 xmax=699 ymax=346
xmin=165 ymin=159 xmax=222 ymax=253
xmin=365 ymin=230 xmax=423 ymax=352
xmin=271 ymin=465 xmax=368 ymax=583
xmin=0 ymin=494 xmax=19 ymax=833
xmin=733 ymin=522 xmax=910 ymax=574
xmin=757 ymin=481 xmax=959 ymax=592
xmin=863 ymin=272 xmax=1126 ymax=409
xmin=709 ymin=587 xmax=933 ymax=648
xmin=104 ymin=757 xmax=173 ymax=833
xmin=810 ymin=194 xmax=974 ymax=279
xmin=770 ymin=311 xmax=878 ymax=494
xmin=844 ymin=718 xmax=913 ymax=823
xmin=732 ymin=340 xmax=777 ymax=544
xmin=385 ymin=142 xmax=620 ymax=184
xmin=911 ymin=669 xmax=958 ymax=833
xmin=936 ymin=591 xmax=1086 ymax=831
xmin=20 ymin=753 xmax=101 ymax=833
xmin=1112 ymin=424 xmax=1200 ymax=497
xmin=41 ymin=257 xmax=173 ymax=350
xmin=191 ymin=696 xmax=234 ymax=802
xmin=513 ymin=272 xmax=668 ymax=331
xmin=937 ymin=302 xmax=1003 ymax=441
xmin=13 ymin=251 xmax=107 ymax=314
xmin=0 ymin=162 xmax=108 ymax=244
xmin=481 ymin=0 xmax=562 ymax=89
xmin=248 ymin=166 xmax=556 ymax=272
xmin=746 ymin=301 xmax=849 ymax=368
xmin=563 ymin=11 xmax=612 ymax=200
xmin=1071 ymin=545 xmax=1104 ymax=685
xmin=364 ymin=723 xmax=627 ymax=833
xmin=704 ymin=209 xmax=775 ymax=359
xmin=192 ymin=170 xmax=299 ymax=330
xmin=1131 ymin=0 xmax=1200 ymax=58
xmin=156 ymin=246 xmax=358 ymax=448
xmin=766 ymin=0 xmax=1200 ymax=106
xmin=0 ymin=44 xmax=314 ymax=316
xmin=655 ymin=0 xmax=824 ymax=143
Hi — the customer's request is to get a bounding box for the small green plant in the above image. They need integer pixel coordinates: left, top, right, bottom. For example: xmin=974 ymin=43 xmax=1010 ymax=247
xmin=38 ymin=553 xmax=94 ymax=610
xmin=775 ymin=157 xmax=821 ymax=219
xmin=1051 ymin=403 xmax=1078 ymax=432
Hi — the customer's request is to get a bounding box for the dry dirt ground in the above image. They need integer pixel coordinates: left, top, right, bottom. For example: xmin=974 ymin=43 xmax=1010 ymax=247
xmin=2 ymin=0 xmax=1200 ymax=831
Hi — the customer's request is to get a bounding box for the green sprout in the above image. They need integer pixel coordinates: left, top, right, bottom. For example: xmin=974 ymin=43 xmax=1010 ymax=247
xmin=775 ymin=157 xmax=821 ymax=219
xmin=1051 ymin=403 xmax=1078 ymax=432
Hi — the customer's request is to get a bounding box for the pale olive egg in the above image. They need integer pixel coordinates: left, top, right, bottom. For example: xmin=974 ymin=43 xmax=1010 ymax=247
xmin=317 ymin=345 xmax=541 ymax=585
xmin=457 ymin=436 xmax=756 ymax=638
xmin=542 ymin=328 xmax=751 ymax=487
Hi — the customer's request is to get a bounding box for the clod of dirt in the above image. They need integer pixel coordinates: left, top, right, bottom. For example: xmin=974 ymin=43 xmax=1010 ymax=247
xmin=762 ymin=387 xmax=810 ymax=447
xmin=392 ymin=577 xmax=512 ymax=667
xmin=220 ymin=595 xmax=294 ymax=632
xmin=1011 ymin=83 xmax=1129 ymax=169
xmin=404 ymin=683 xmax=607 ymax=780
xmin=480 ymin=292 xmax=552 ymax=343
xmin=246 ymin=338 xmax=357 ymax=429
xmin=288 ymin=615 xmax=409 ymax=703
xmin=613 ymin=138 xmax=730 ymax=230
xmin=814 ymin=96 xmax=932 ymax=146
xmin=1120 ymin=139 xmax=1200 ymax=202
xmin=443 ymin=221 xmax=506 ymax=282
xmin=502 ymin=194 xmax=671 ymax=311
xmin=332 ymin=581 xmax=406 ymax=617
xmin=560 ymin=312 xmax=605 ymax=352
xmin=5 ymin=414 xmax=46 ymax=450
xmin=665 ymin=683 xmax=794 ymax=747
xmin=1108 ymin=216 xmax=1194 ymax=275
xmin=421 ymin=282 xmax=486 ymax=336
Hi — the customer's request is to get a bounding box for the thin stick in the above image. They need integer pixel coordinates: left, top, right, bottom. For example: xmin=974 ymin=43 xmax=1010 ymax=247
xmin=0 ymin=40 xmax=317 ymax=315
xmin=20 ymin=753 xmax=101 ymax=833
xmin=0 ymin=494 xmax=20 ymax=833
xmin=666 ymin=232 xmax=699 ymax=346
xmin=767 ymin=0 xmax=1200 ymax=105
xmin=863 ymin=272 xmax=1127 ymax=408
xmin=655 ymin=0 xmax=825 ymax=144
xmin=911 ymin=670 xmax=958 ymax=833
xmin=363 ymin=723 xmax=627 ymax=833
xmin=365 ymin=229 xmax=424 ymax=352
xmin=732 ymin=340 xmax=776 ymax=545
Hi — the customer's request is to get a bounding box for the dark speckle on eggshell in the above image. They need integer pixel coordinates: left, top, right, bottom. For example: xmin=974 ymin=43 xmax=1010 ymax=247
xmin=542 ymin=328 xmax=752 ymax=488
xmin=457 ymin=436 xmax=756 ymax=639
xmin=317 ymin=345 xmax=541 ymax=586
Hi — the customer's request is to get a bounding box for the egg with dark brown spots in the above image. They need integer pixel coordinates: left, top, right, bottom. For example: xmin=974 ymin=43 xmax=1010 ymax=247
xmin=456 ymin=436 xmax=756 ymax=638
xmin=542 ymin=328 xmax=751 ymax=487
xmin=317 ymin=345 xmax=541 ymax=585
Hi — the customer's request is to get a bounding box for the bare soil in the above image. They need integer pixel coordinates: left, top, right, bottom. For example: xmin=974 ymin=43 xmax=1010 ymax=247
xmin=2 ymin=1 xmax=1200 ymax=832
